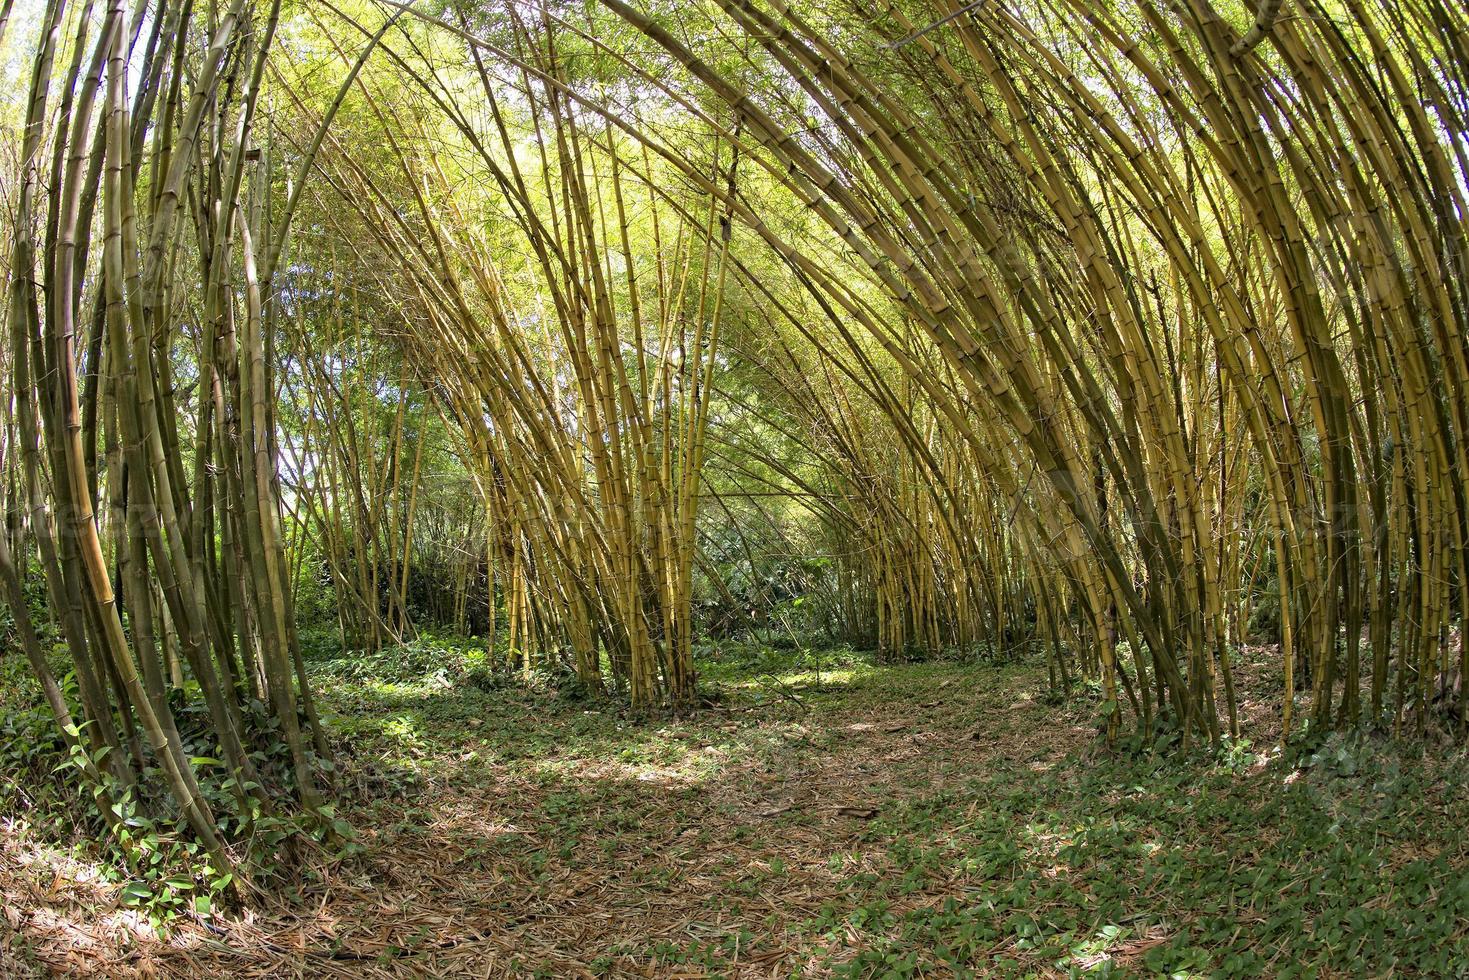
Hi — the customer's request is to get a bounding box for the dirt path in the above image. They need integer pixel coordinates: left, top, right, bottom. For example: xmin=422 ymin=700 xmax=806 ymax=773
xmin=3 ymin=659 xmax=1087 ymax=977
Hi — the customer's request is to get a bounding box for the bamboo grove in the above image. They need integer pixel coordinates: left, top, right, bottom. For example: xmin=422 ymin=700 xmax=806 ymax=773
xmin=1 ymin=0 xmax=1466 ymax=863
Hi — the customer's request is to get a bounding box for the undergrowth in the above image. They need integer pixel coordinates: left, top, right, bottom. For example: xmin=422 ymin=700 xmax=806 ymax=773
xmin=0 ymin=652 xmax=346 ymax=934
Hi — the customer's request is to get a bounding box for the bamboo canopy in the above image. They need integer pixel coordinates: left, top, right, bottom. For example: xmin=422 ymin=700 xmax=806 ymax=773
xmin=1 ymin=0 xmax=1465 ymax=866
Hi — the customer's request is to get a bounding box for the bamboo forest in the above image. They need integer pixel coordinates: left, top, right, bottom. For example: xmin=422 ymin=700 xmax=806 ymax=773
xmin=0 ymin=0 xmax=1467 ymax=974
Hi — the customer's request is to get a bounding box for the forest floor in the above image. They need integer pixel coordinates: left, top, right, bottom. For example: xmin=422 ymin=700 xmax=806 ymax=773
xmin=4 ymin=641 xmax=1469 ymax=978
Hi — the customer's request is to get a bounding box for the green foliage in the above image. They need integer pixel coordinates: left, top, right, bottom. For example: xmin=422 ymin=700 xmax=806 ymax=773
xmin=0 ymin=555 xmax=56 ymax=650
xmin=800 ymin=732 xmax=1469 ymax=977
xmin=308 ymin=633 xmax=490 ymax=686
xmin=0 ymin=661 xmax=348 ymax=936
xmin=697 ymin=639 xmax=869 ymax=683
xmin=0 ymin=694 xmax=74 ymax=816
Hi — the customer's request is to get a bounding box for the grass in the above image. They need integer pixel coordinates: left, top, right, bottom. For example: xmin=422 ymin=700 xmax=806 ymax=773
xmin=4 ymin=640 xmax=1469 ymax=976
